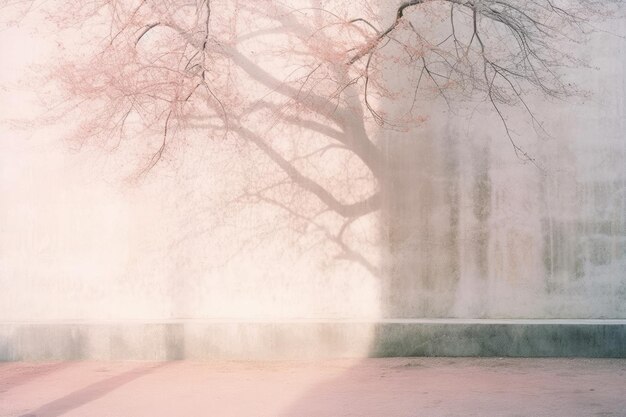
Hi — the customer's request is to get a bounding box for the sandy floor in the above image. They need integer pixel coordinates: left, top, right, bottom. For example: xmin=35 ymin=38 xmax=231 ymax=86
xmin=1 ymin=358 xmax=625 ymax=417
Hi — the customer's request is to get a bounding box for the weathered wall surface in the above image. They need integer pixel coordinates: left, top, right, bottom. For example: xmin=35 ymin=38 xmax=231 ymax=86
xmin=377 ymin=18 xmax=626 ymax=319
xmin=0 ymin=8 xmax=624 ymax=353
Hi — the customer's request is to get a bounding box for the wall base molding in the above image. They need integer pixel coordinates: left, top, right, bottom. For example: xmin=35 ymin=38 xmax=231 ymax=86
xmin=1 ymin=319 xmax=624 ymax=360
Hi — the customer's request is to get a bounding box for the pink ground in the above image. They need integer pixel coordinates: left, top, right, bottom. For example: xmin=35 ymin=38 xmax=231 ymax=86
xmin=1 ymin=358 xmax=625 ymax=417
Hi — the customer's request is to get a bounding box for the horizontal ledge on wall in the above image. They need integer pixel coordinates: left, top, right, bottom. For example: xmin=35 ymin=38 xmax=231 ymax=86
xmin=2 ymin=318 xmax=626 ymax=325
xmin=1 ymin=320 xmax=625 ymax=360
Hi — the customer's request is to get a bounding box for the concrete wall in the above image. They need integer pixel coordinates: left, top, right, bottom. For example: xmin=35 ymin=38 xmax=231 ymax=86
xmin=0 ymin=4 xmax=624 ymax=358
xmin=378 ymin=40 xmax=626 ymax=318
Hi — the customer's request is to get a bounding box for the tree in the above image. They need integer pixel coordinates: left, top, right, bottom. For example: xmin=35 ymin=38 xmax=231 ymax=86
xmin=4 ymin=0 xmax=624 ymax=317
